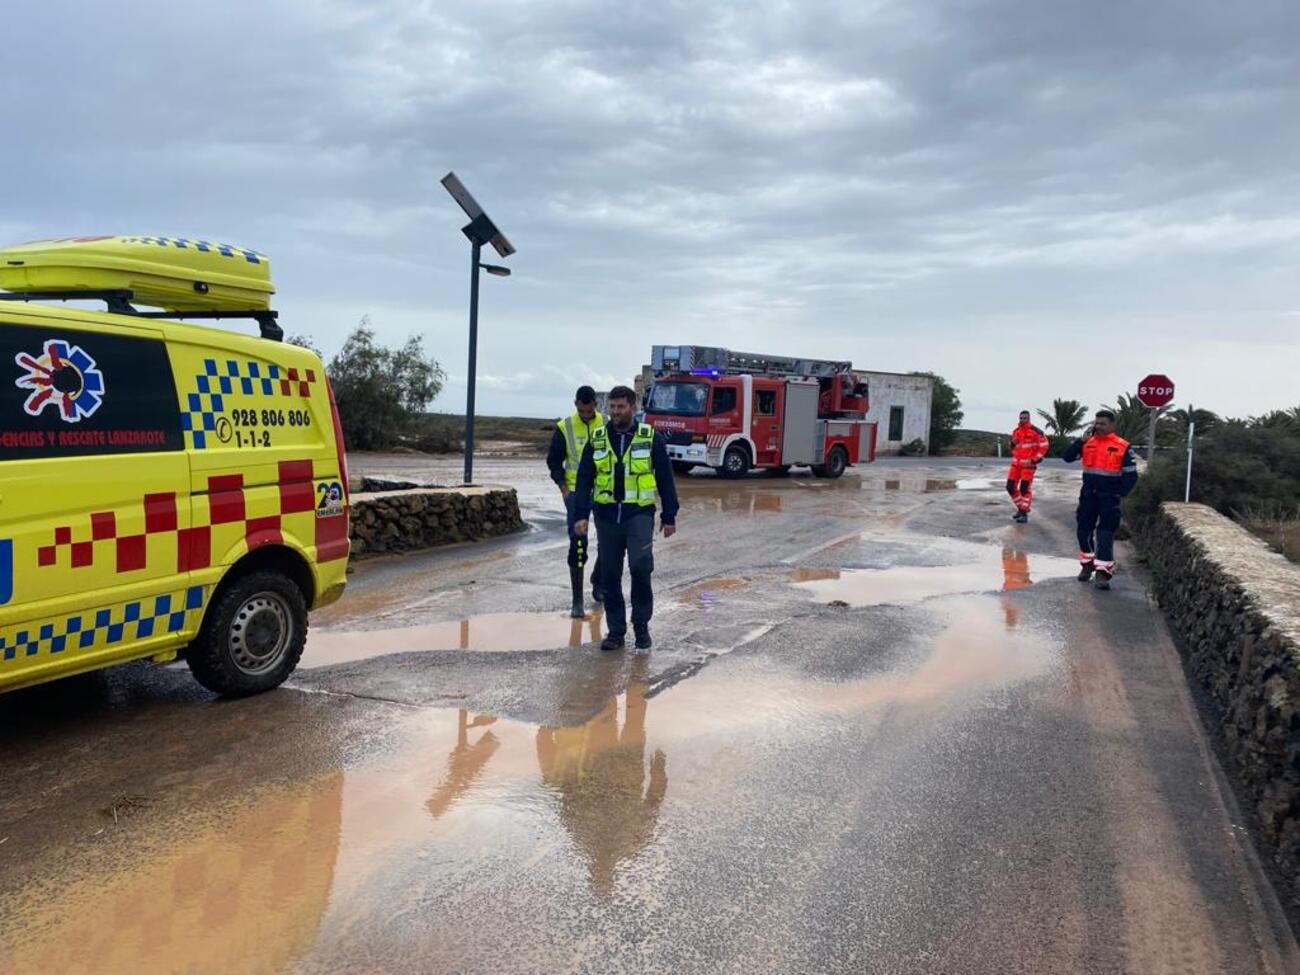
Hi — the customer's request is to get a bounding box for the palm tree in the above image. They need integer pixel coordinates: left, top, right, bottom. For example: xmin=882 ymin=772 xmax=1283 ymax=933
xmin=1250 ymin=408 xmax=1300 ymax=433
xmin=1166 ymin=407 xmax=1220 ymax=439
xmin=1102 ymin=393 xmax=1170 ymax=443
xmin=1036 ymin=399 xmax=1089 ymax=436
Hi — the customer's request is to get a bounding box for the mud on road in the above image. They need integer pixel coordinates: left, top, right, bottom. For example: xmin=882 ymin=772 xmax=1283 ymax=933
xmin=1 ymin=458 xmax=1297 ymax=974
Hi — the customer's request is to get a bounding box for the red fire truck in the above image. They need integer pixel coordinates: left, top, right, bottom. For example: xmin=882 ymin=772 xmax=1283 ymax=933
xmin=642 ymin=345 xmax=877 ymax=478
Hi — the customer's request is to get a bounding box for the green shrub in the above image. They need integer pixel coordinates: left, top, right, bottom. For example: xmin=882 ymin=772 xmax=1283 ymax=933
xmin=1125 ymin=420 xmax=1300 ymax=547
xmin=899 ymin=438 xmax=928 ymax=456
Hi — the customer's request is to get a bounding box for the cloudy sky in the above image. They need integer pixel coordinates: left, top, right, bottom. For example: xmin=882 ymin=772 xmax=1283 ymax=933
xmin=5 ymin=0 xmax=1298 ymax=430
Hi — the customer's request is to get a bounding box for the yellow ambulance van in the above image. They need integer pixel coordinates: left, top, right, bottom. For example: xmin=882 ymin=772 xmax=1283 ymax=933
xmin=0 ymin=235 xmax=350 ymax=696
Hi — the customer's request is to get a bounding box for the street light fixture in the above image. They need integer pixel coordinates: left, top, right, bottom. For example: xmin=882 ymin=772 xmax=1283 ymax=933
xmin=440 ymin=171 xmax=515 ymax=485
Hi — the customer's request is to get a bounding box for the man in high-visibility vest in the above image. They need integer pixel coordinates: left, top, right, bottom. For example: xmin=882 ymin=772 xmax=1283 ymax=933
xmin=548 ymin=385 xmax=607 ymax=618
xmin=573 ymin=385 xmax=680 ymax=652
xmin=1061 ymin=409 xmax=1139 ymax=590
xmin=1006 ymin=410 xmax=1050 ymax=523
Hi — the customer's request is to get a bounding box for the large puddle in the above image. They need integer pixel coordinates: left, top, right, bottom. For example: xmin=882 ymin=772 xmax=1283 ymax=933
xmin=790 ymin=545 xmax=1077 ymax=607
xmin=304 ymin=612 xmax=607 ymax=666
xmin=1 ymin=593 xmax=1059 ymax=974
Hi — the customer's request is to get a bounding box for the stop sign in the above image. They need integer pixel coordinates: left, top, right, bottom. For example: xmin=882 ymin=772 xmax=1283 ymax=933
xmin=1137 ymin=374 xmax=1175 ymax=408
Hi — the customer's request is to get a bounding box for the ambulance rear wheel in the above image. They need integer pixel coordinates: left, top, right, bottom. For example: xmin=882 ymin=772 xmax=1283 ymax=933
xmin=187 ymin=570 xmax=308 ymax=696
xmin=720 ymin=445 xmax=751 ymax=479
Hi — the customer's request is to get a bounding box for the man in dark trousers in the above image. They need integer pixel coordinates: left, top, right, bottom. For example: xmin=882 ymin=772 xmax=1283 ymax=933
xmin=547 ymin=385 xmax=606 ymax=617
xmin=572 ymin=385 xmax=679 ymax=651
xmin=1061 ymin=409 xmax=1139 ymax=590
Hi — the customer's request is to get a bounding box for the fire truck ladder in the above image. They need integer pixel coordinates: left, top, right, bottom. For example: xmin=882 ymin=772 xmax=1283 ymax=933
xmin=653 ymin=345 xmax=853 ymax=378
xmin=722 ymin=349 xmax=852 ymax=378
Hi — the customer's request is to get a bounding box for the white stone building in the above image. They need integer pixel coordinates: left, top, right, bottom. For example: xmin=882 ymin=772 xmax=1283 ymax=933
xmin=860 ymin=371 xmax=934 ymax=454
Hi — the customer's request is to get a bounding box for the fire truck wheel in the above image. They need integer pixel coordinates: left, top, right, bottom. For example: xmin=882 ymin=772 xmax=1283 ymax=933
xmin=187 ymin=570 xmax=308 ymax=696
xmin=672 ymin=461 xmax=693 ymax=476
xmin=813 ymin=447 xmax=848 ymax=479
xmin=720 ymin=445 xmax=751 ymax=479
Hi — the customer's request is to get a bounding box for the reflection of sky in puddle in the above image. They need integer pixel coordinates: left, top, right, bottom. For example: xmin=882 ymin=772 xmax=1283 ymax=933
xmin=304 ymin=612 xmax=605 ymax=666
xmin=790 ymin=546 xmax=1076 ymax=607
xmin=879 ymin=476 xmax=999 ymax=493
xmin=4 ymin=593 xmax=1058 ymax=973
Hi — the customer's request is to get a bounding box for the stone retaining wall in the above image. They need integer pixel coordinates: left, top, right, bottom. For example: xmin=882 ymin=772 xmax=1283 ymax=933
xmin=1144 ymin=502 xmax=1300 ymax=903
xmin=349 ymin=486 xmax=526 ymax=558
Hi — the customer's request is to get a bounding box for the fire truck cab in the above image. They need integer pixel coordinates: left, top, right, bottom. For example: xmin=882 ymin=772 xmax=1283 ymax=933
xmin=643 ymin=345 xmax=877 ymax=479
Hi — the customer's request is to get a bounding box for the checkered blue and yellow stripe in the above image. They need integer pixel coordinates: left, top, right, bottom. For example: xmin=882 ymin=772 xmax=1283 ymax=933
xmin=179 ymin=357 xmax=320 ymax=450
xmin=119 ymin=236 xmax=266 ymax=264
xmin=1 ymin=585 xmax=206 ymax=663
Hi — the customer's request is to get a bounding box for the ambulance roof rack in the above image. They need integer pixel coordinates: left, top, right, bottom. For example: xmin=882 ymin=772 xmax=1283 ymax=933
xmin=652 ymin=344 xmax=854 ymax=379
xmin=0 ymin=288 xmax=284 ymax=341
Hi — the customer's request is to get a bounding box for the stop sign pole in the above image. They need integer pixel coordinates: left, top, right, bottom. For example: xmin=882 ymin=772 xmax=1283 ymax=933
xmin=1137 ymin=373 xmax=1175 ymax=461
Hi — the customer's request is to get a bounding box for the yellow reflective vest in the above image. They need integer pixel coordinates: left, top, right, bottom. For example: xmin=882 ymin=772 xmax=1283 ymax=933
xmin=558 ymin=411 xmax=605 ymax=491
xmin=591 ymin=423 xmax=657 ymax=506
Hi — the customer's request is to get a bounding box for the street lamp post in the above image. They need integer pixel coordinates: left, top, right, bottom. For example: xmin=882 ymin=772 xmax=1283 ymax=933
xmin=441 ymin=172 xmax=515 ymax=485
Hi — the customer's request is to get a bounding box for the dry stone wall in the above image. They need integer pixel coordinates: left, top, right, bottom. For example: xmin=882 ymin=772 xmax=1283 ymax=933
xmin=1144 ymin=502 xmax=1300 ymax=904
xmin=349 ymin=487 xmax=525 ymax=557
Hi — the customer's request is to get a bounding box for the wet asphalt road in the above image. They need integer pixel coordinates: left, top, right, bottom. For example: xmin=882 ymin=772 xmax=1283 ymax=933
xmin=2 ymin=456 xmax=1298 ymax=975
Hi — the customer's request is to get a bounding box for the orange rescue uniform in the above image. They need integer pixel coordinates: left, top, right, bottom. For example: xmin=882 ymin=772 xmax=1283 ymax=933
xmin=1006 ymin=422 xmax=1050 ymax=513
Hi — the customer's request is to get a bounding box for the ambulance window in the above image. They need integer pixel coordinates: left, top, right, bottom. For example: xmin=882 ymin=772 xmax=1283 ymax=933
xmin=0 ymin=322 xmax=183 ymax=461
xmin=755 ymin=390 xmax=777 ymax=416
xmin=711 ymin=388 xmax=737 ymax=414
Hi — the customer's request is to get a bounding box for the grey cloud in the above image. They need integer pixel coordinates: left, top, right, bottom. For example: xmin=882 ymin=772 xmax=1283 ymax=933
xmin=4 ymin=0 xmax=1298 ymax=428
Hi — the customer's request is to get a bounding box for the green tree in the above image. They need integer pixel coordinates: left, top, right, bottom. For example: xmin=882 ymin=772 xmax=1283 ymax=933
xmin=1101 ymin=393 xmax=1170 ymax=443
xmin=286 ymin=333 xmax=323 ymax=359
xmin=1250 ymin=408 xmax=1300 ymax=433
xmin=327 ymin=318 xmax=446 ymax=450
xmin=1161 ymin=407 xmax=1220 ymax=445
xmin=910 ymin=372 xmax=964 ymax=454
xmin=1036 ymin=399 xmax=1089 ymax=436
xmin=1167 ymin=407 xmax=1220 ymax=434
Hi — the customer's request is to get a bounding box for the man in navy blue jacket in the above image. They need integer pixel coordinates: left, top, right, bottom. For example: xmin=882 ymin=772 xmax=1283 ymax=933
xmin=1061 ymin=409 xmax=1139 ymax=590
xmin=573 ymin=385 xmax=680 ymax=651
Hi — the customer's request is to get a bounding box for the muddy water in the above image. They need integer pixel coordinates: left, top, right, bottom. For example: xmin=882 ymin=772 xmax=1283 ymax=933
xmin=304 ymin=612 xmax=606 ymax=666
xmin=1 ymin=594 xmax=1057 ymax=974
xmin=790 ymin=545 xmax=1077 ymax=607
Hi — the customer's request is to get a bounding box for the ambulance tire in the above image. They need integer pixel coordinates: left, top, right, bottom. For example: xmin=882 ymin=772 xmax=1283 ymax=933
xmin=187 ymin=570 xmax=308 ymax=696
xmin=720 ymin=445 xmax=751 ymax=479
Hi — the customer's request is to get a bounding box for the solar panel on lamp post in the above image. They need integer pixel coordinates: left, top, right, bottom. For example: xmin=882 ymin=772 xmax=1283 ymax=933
xmin=440 ymin=172 xmax=515 ymax=485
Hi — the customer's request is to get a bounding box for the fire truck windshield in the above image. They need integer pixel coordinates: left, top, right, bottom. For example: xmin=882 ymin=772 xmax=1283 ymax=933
xmin=647 ymin=381 xmax=709 ymax=416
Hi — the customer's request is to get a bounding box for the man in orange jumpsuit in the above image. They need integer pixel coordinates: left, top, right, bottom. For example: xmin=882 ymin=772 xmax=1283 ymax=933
xmin=1007 ymin=411 xmax=1050 ymax=523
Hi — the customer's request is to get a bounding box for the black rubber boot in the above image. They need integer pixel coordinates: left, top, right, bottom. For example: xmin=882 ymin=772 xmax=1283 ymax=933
xmin=600 ymin=634 xmax=625 ymax=652
xmin=1094 ymin=570 xmax=1113 ymax=591
xmin=634 ymin=626 xmax=652 ymax=651
xmin=569 ymin=566 xmax=585 ymax=619
xmin=1077 ymin=562 xmax=1095 ymax=582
